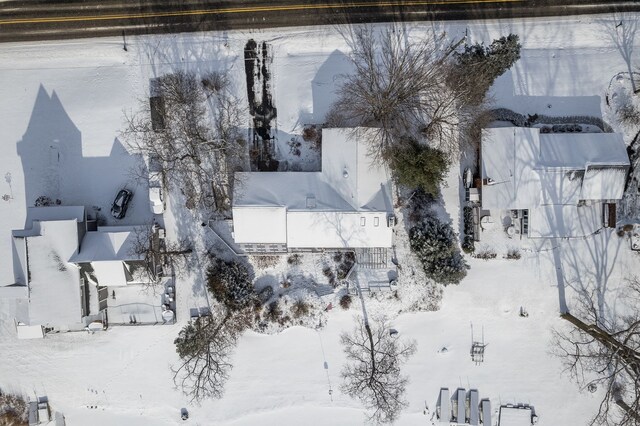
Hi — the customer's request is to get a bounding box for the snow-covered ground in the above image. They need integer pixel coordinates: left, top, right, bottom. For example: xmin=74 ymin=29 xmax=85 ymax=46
xmin=1 ymin=13 xmax=639 ymax=425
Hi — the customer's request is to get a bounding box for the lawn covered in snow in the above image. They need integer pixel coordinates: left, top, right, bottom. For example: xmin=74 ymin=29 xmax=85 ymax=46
xmin=1 ymin=12 xmax=639 ymax=425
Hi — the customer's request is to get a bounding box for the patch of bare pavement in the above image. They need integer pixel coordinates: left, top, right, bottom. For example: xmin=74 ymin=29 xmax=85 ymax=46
xmin=1 ymin=0 xmax=640 ymax=43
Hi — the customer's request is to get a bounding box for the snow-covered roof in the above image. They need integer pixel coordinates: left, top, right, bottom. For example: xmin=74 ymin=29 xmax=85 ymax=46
xmin=481 ymin=127 xmax=541 ymax=210
xmin=0 ymin=284 xmax=28 ymax=299
xmin=72 ymin=226 xmax=142 ymax=263
xmin=232 ymin=206 xmax=287 ymax=244
xmin=25 ymin=220 xmax=83 ymax=328
xmin=24 ymin=206 xmax=85 ymax=228
xmin=581 ymin=165 xmax=628 ymax=200
xmin=498 ymin=406 xmax=533 ymax=426
xmin=286 ymin=211 xmax=392 ymax=248
xmin=538 ymin=133 xmax=628 ymax=168
xmin=234 ymin=172 xmax=353 ymax=211
xmin=16 ymin=324 xmax=44 ymax=339
xmin=481 ymin=128 xmax=629 ymax=211
xmin=233 ymin=128 xmax=393 ymax=248
xmin=528 ymin=203 xmax=602 ymax=238
xmin=92 ymin=260 xmax=128 ymax=287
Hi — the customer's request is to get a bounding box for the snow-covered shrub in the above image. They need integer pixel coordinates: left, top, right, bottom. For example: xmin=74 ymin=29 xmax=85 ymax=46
xmin=206 ymin=257 xmax=256 ymax=311
xmin=251 ymin=255 xmax=281 ymax=269
xmin=0 ymin=389 xmax=28 ymax=426
xmin=473 ymin=248 xmax=497 ymax=260
xmin=257 ymin=285 xmax=274 ymax=304
xmin=322 ymin=265 xmax=337 ymax=286
xmin=340 ymin=294 xmax=353 ymax=310
xmin=617 ymin=102 xmax=640 ymax=127
xmin=264 ymin=300 xmax=283 ymax=323
xmin=201 ymin=71 xmax=229 ymax=94
xmin=336 ymin=251 xmax=356 ymax=280
xmin=34 ymin=195 xmax=61 ymax=207
xmin=462 ymin=206 xmax=475 ymax=254
xmin=291 ymin=300 xmax=310 ymax=319
xmin=409 ymin=215 xmax=468 ymax=285
xmin=462 ymin=235 xmax=475 ymax=254
xmin=386 ymin=139 xmax=450 ymax=196
xmin=505 ymin=248 xmax=521 ymax=260
xmin=450 ymin=34 xmax=521 ymax=106
xmin=490 ymin=108 xmax=527 ymax=127
xmin=287 ymin=254 xmax=303 ymax=266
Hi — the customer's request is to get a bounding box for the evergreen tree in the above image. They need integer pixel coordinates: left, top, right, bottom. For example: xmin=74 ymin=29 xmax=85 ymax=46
xmin=409 ymin=215 xmax=468 ymax=285
xmin=386 ymin=140 xmax=449 ymax=195
xmin=207 ymin=257 xmax=255 ymax=311
xmin=450 ymin=34 xmax=521 ymax=105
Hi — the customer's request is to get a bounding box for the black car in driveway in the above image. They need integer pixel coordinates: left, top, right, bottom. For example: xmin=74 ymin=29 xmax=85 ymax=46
xmin=111 ymin=189 xmax=133 ymax=219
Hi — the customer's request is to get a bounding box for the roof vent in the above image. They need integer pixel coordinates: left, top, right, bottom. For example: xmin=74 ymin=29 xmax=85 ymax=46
xmin=306 ymin=195 xmax=316 ymax=209
xmin=343 ymin=168 xmax=349 ymax=179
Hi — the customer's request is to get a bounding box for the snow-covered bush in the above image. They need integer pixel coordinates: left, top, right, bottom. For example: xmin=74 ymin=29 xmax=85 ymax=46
xmin=462 ymin=235 xmax=475 ymax=254
xmin=264 ymin=300 xmax=283 ymax=323
xmin=491 ymin=108 xmax=612 ymax=133
xmin=291 ymin=300 xmax=310 ymax=319
xmin=450 ymin=34 xmax=521 ymax=106
xmin=386 ymin=138 xmax=450 ymax=195
xmin=491 ymin=108 xmax=526 ymax=127
xmin=251 ymin=255 xmax=281 ymax=270
xmin=287 ymin=254 xmax=303 ymax=266
xmin=462 ymin=206 xmax=475 ymax=253
xmin=0 ymin=389 xmax=28 ymax=426
xmin=340 ymin=294 xmax=353 ymax=310
xmin=473 ymin=247 xmax=497 ymax=260
xmin=336 ymin=251 xmax=356 ymax=280
xmin=409 ymin=215 xmax=468 ymax=285
xmin=505 ymin=248 xmax=521 ymax=260
xmin=206 ymin=257 xmax=256 ymax=311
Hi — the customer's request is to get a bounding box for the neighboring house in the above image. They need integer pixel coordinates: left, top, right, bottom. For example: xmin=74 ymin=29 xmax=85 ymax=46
xmin=232 ymin=128 xmax=395 ymax=253
xmin=4 ymin=206 xmax=159 ymax=336
xmin=480 ymin=127 xmax=630 ymax=238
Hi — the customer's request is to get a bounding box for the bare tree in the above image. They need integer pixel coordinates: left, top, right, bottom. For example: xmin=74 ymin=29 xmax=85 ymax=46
xmin=128 ymin=223 xmax=193 ymax=284
xmin=340 ymin=316 xmax=417 ymax=424
xmin=330 ymin=26 xmax=467 ymax=159
xmin=121 ymin=70 xmax=246 ymax=212
xmin=552 ymin=278 xmax=640 ymax=426
xmin=172 ymin=306 xmax=252 ymax=401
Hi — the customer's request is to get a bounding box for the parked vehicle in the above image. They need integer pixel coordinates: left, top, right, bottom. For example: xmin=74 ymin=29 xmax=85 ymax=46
xmin=111 ymin=189 xmax=133 ymax=219
xmin=149 ymin=186 xmax=164 ymax=214
xmin=148 ymin=171 xmax=164 ymax=215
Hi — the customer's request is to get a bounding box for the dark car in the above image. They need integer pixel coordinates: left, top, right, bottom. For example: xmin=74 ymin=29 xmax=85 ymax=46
xmin=111 ymin=189 xmax=133 ymax=219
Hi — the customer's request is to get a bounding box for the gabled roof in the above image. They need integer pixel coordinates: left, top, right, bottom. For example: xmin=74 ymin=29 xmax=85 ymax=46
xmin=481 ymin=127 xmax=541 ymax=210
xmin=481 ymin=128 xmax=629 ymax=210
xmin=25 ymin=220 xmax=83 ymax=327
xmin=71 ymin=226 xmax=143 ymax=263
xmin=232 ymin=128 xmax=393 ymax=247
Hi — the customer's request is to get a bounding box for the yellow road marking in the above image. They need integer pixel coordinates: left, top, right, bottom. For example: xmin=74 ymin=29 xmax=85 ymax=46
xmin=0 ymin=0 xmax=524 ymax=26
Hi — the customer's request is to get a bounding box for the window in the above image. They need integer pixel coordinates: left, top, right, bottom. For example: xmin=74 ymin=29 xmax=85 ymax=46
xmin=374 ymin=217 xmax=379 ymax=227
xmin=360 ymin=217 xmax=366 ymax=226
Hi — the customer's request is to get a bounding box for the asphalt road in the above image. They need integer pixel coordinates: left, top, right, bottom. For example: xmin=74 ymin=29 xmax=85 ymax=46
xmin=1 ymin=0 xmax=639 ymax=43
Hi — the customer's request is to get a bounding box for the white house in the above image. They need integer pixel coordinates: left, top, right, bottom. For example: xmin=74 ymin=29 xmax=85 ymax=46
xmin=232 ymin=128 xmax=394 ymax=253
xmin=8 ymin=206 xmax=93 ymax=333
xmin=4 ymin=206 xmax=159 ymax=335
xmin=480 ymin=127 xmax=629 ymax=238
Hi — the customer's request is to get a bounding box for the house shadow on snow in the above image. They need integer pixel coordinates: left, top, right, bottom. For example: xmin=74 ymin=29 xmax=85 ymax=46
xmin=300 ymin=49 xmax=354 ymax=125
xmin=16 ymin=85 xmax=147 ymax=226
